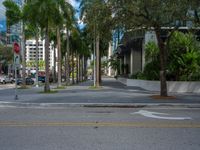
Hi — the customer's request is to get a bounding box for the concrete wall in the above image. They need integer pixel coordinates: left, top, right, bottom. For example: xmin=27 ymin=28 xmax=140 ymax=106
xmin=117 ymin=77 xmax=200 ymax=93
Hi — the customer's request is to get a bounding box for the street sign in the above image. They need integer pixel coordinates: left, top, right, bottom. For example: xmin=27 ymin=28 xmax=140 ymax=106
xmin=13 ymin=42 xmax=20 ymax=54
xmin=14 ymin=53 xmax=20 ymax=66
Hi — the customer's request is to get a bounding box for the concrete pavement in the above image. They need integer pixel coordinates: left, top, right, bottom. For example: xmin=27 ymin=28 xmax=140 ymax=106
xmin=0 ymin=78 xmax=199 ymax=108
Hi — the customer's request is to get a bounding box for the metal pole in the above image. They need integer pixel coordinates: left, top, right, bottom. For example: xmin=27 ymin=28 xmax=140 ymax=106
xmin=14 ymin=63 xmax=18 ymax=100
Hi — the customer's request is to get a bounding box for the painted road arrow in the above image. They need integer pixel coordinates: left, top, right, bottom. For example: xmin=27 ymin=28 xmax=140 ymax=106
xmin=131 ymin=110 xmax=192 ymax=120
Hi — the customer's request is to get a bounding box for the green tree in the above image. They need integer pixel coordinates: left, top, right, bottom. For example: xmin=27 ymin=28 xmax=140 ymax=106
xmin=108 ymin=55 xmax=120 ymax=75
xmin=0 ymin=45 xmax=13 ymax=74
xmin=25 ymin=0 xmax=73 ymax=92
xmin=145 ymin=42 xmax=159 ymax=62
xmin=139 ymin=32 xmax=200 ymax=81
xmin=3 ymin=0 xmax=26 ymax=87
xmin=110 ymin=0 xmax=189 ymax=96
xmin=23 ymin=1 xmax=42 ymax=87
xmin=80 ymin=0 xmax=112 ymax=87
xmin=168 ymin=31 xmax=200 ymax=81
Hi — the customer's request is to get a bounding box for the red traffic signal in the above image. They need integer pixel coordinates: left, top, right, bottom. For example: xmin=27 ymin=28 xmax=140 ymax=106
xmin=13 ymin=42 xmax=20 ymax=54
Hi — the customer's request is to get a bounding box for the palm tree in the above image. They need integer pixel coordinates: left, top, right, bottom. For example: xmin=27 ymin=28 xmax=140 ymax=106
xmin=3 ymin=0 xmax=26 ymax=87
xmin=26 ymin=0 xmax=73 ymax=92
xmin=51 ymin=0 xmax=74 ymax=88
xmin=23 ymin=1 xmax=41 ymax=87
xmin=80 ymin=0 xmax=112 ymax=87
xmin=49 ymin=31 xmax=57 ymax=83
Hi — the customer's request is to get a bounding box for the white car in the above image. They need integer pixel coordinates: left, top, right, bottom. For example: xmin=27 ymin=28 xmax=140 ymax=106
xmin=0 ymin=76 xmax=15 ymax=84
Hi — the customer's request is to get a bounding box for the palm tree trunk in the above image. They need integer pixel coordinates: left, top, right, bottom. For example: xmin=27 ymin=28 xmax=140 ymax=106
xmin=80 ymin=56 xmax=82 ymax=82
xmin=93 ymin=35 xmax=96 ymax=86
xmin=57 ymin=28 xmax=62 ymax=87
xmin=76 ymin=52 xmax=79 ymax=84
xmin=64 ymin=54 xmax=67 ymax=82
xmin=44 ymin=25 xmax=50 ymax=92
xmin=82 ymin=56 xmax=85 ymax=81
xmin=72 ymin=52 xmax=75 ymax=84
xmin=155 ymin=29 xmax=168 ymax=96
xmin=21 ymin=23 xmax=26 ymax=87
xmin=83 ymin=56 xmax=87 ymax=80
xmin=96 ymin=33 xmax=100 ymax=87
xmin=53 ymin=45 xmax=56 ymax=83
xmin=99 ymin=50 xmax=102 ymax=84
xmin=65 ymin=29 xmax=70 ymax=85
xmin=81 ymin=56 xmax=84 ymax=81
xmin=35 ymin=34 xmax=39 ymax=87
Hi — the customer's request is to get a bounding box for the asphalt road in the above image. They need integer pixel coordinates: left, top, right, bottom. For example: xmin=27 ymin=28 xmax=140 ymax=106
xmin=0 ymin=78 xmax=199 ymax=149
xmin=0 ymin=107 xmax=199 ymax=150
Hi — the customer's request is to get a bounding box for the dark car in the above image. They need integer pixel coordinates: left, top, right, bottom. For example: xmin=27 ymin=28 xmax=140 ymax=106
xmin=38 ymin=76 xmax=45 ymax=83
xmin=17 ymin=78 xmax=34 ymax=85
xmin=38 ymin=76 xmax=53 ymax=83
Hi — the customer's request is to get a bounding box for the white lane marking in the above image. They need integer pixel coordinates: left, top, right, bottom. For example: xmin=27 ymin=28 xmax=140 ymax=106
xmin=131 ymin=110 xmax=192 ymax=120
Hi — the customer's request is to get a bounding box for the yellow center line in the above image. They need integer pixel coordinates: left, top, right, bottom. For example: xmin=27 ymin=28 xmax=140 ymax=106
xmin=0 ymin=121 xmax=199 ymax=128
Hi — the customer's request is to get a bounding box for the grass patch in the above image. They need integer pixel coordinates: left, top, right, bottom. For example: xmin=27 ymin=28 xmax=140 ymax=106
xmin=53 ymin=86 xmax=66 ymax=90
xmin=39 ymin=90 xmax=58 ymax=94
xmin=17 ymin=86 xmax=31 ymax=89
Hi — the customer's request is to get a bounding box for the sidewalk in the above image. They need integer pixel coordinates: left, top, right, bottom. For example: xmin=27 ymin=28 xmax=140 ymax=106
xmin=0 ymin=78 xmax=200 ymax=108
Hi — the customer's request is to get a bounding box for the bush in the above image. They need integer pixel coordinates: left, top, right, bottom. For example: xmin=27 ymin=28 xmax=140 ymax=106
xmin=143 ymin=60 xmax=160 ymax=80
xmin=140 ymin=31 xmax=200 ymax=81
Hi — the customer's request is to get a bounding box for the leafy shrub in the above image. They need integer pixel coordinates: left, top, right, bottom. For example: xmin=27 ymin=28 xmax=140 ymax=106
xmin=143 ymin=60 xmax=160 ymax=80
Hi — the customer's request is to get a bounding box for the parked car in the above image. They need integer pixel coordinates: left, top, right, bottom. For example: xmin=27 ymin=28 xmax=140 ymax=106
xmin=38 ymin=76 xmax=53 ymax=83
xmin=0 ymin=76 xmax=6 ymax=84
xmin=0 ymin=76 xmax=15 ymax=84
xmin=17 ymin=78 xmax=34 ymax=85
xmin=38 ymin=76 xmax=45 ymax=83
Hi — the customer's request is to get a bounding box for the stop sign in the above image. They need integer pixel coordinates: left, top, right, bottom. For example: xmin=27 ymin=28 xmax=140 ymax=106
xmin=13 ymin=42 xmax=20 ymax=54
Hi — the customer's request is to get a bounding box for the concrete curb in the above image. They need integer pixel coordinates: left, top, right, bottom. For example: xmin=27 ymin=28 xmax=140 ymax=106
xmin=0 ymin=101 xmax=200 ymax=109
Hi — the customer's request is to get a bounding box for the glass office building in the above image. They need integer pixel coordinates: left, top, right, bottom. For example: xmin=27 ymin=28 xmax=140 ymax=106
xmin=0 ymin=0 xmax=7 ymax=44
xmin=0 ymin=0 xmax=24 ymax=45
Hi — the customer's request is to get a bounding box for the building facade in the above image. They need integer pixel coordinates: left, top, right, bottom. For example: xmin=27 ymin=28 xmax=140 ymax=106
xmin=0 ymin=0 xmax=7 ymax=45
xmin=0 ymin=0 xmax=24 ymax=45
xmin=25 ymin=39 xmax=56 ymax=73
xmin=115 ymin=27 xmax=200 ymax=77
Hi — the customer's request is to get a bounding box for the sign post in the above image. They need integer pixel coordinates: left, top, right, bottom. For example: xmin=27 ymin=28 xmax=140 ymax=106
xmin=13 ymin=42 xmax=20 ymax=100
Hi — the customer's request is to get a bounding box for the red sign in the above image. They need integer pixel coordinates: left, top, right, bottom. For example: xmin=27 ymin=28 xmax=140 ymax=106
xmin=13 ymin=42 xmax=20 ymax=54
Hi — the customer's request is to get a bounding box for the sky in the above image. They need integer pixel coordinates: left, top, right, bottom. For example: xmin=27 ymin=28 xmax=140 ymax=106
xmin=69 ymin=0 xmax=84 ymax=28
xmin=0 ymin=0 xmax=6 ymax=32
xmin=69 ymin=0 xmax=80 ymax=9
xmin=0 ymin=0 xmax=6 ymax=20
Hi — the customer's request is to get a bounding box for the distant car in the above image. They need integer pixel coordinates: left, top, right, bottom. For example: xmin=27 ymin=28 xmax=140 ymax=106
xmin=0 ymin=76 xmax=15 ymax=84
xmin=0 ymin=76 xmax=6 ymax=84
xmin=38 ymin=76 xmax=53 ymax=83
xmin=38 ymin=76 xmax=45 ymax=83
xmin=17 ymin=78 xmax=34 ymax=85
